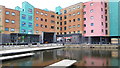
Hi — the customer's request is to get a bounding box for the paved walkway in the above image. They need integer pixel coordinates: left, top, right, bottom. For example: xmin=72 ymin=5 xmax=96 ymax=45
xmin=0 ymin=44 xmax=63 ymax=51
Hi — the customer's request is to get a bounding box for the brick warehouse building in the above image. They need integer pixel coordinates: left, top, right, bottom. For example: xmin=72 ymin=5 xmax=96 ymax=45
xmin=0 ymin=0 xmax=120 ymax=44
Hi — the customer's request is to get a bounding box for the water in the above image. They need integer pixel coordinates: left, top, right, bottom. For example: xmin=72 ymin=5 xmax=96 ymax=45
xmin=1 ymin=48 xmax=120 ymax=67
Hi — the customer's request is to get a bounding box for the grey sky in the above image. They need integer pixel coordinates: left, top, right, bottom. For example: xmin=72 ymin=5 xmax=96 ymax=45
xmin=0 ymin=0 xmax=90 ymax=11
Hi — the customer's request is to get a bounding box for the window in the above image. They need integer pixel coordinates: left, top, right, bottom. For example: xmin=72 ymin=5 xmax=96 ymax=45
xmin=51 ymin=26 xmax=54 ymax=29
xmin=102 ymin=29 xmax=104 ymax=32
xmin=11 ymin=20 xmax=15 ymax=24
xmin=40 ymin=24 xmax=43 ymax=27
xmin=101 ymin=8 xmax=103 ymax=11
xmin=73 ymin=7 xmax=76 ymax=10
xmin=90 ymin=16 xmax=94 ymax=19
xmin=51 ymin=20 xmax=55 ymax=23
xmin=36 ymin=17 xmax=39 ymax=20
xmin=73 ymin=31 xmax=76 ymax=33
xmin=90 ymin=3 xmax=94 ymax=6
xmin=40 ymin=12 xmax=44 ymax=15
xmin=51 ymin=15 xmax=55 ymax=18
xmin=5 ymin=27 xmax=9 ymax=31
xmin=69 ymin=26 xmax=72 ymax=28
xmin=78 ymin=24 xmax=80 ymax=27
xmin=83 ymin=5 xmax=86 ymax=8
xmin=83 ymin=12 xmax=86 ymax=15
xmin=60 ymin=27 xmax=62 ymax=31
xmin=45 ymin=25 xmax=47 ymax=28
xmin=57 ymin=22 xmax=59 ymax=24
xmin=12 ymin=12 xmax=15 ymax=16
xmin=77 ymin=6 xmax=80 ymax=8
xmin=57 ymin=16 xmax=59 ymax=19
xmin=101 ymin=15 xmax=103 ymax=19
xmin=64 ymin=10 xmax=67 ymax=14
xmin=73 ymin=19 xmax=75 ymax=22
xmin=28 ymin=30 xmax=32 ymax=34
xmin=64 ymin=15 xmax=67 ymax=19
xmin=77 ymin=12 xmax=80 ymax=15
xmin=45 ymin=14 xmax=48 ymax=16
xmin=78 ymin=31 xmax=80 ymax=33
xmin=22 ymin=21 xmax=26 ymax=26
xmin=84 ymin=24 xmax=86 ymax=27
xmin=69 ymin=20 xmax=71 ymax=22
xmin=36 ymin=31 xmax=39 ymax=33
xmin=41 ymin=18 xmax=43 ymax=21
xmin=91 ymin=30 xmax=94 ymax=33
xmin=101 ymin=22 xmax=103 ymax=26
xmin=105 ymin=23 xmax=108 ymax=28
xmin=105 ymin=30 xmax=108 ymax=35
xmin=73 ymin=25 xmax=76 ymax=28
xmin=84 ymin=31 xmax=86 ymax=34
xmin=28 ymin=8 xmax=32 ymax=13
xmin=28 ymin=16 xmax=32 ymax=20
xmin=10 ymin=28 xmax=15 ymax=32
xmin=64 ymin=27 xmax=66 ymax=30
xmin=57 ymin=27 xmax=59 ymax=30
xmin=73 ymin=14 xmax=76 ymax=16
xmin=60 ymin=22 xmax=62 ymax=25
xmin=28 ymin=22 xmax=32 ymax=27
xmin=64 ymin=21 xmax=67 ymax=25
xmin=105 ymin=16 xmax=107 ymax=21
xmin=22 ymin=14 xmax=26 ymax=19
xmin=5 ymin=19 xmax=9 ymax=23
xmin=21 ymin=29 xmax=26 ymax=33
xmin=60 ymin=17 xmax=62 ymax=20
xmin=45 ymin=19 xmax=47 ymax=22
xmin=84 ymin=18 xmax=86 ymax=21
xmin=91 ymin=23 xmax=94 ymax=26
xmin=78 ymin=18 xmax=80 ymax=21
xmin=64 ymin=32 xmax=66 ymax=34
xmin=90 ymin=9 xmax=94 ymax=13
xmin=36 ymin=24 xmax=39 ymax=27
xmin=36 ymin=11 xmax=39 ymax=14
xmin=6 ymin=11 xmax=10 ymax=15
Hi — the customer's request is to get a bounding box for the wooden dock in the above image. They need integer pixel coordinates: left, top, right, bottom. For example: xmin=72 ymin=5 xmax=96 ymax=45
xmin=45 ymin=59 xmax=77 ymax=68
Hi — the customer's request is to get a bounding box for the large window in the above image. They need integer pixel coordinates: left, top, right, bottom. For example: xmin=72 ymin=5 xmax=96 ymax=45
xmin=5 ymin=27 xmax=9 ymax=31
xmin=36 ymin=17 xmax=39 ymax=20
xmin=21 ymin=29 xmax=26 ymax=33
xmin=51 ymin=15 xmax=55 ymax=18
xmin=78 ymin=18 xmax=80 ymax=21
xmin=10 ymin=28 xmax=15 ymax=32
xmin=51 ymin=20 xmax=55 ymax=23
xmin=6 ymin=11 xmax=10 ymax=15
xmin=12 ymin=12 xmax=15 ymax=16
xmin=22 ymin=14 xmax=26 ymax=19
xmin=28 ymin=22 xmax=32 ymax=27
xmin=28 ymin=16 xmax=32 ymax=20
xmin=64 ymin=10 xmax=67 ymax=14
xmin=28 ymin=8 xmax=32 ymax=14
xmin=22 ymin=21 xmax=26 ymax=26
xmin=36 ymin=24 xmax=39 ymax=27
xmin=91 ymin=23 xmax=94 ymax=26
xmin=5 ymin=19 xmax=9 ymax=23
xmin=11 ymin=20 xmax=15 ymax=24
xmin=28 ymin=30 xmax=32 ymax=34
xmin=51 ymin=26 xmax=54 ymax=29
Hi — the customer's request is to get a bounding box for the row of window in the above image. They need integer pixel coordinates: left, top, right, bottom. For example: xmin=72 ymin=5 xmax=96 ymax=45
xmin=58 ymin=18 xmax=81 ymax=25
xmin=22 ymin=14 xmax=32 ymax=20
xmin=5 ymin=28 xmax=15 ymax=32
xmin=21 ymin=29 xmax=32 ymax=34
xmin=36 ymin=24 xmax=54 ymax=29
xmin=84 ymin=29 xmax=106 ymax=34
xmin=6 ymin=11 xmax=16 ymax=16
xmin=57 ymin=31 xmax=81 ymax=35
xmin=5 ymin=19 xmax=15 ymax=23
xmin=21 ymin=21 xmax=33 ymax=27
xmin=63 ymin=5 xmax=81 ymax=14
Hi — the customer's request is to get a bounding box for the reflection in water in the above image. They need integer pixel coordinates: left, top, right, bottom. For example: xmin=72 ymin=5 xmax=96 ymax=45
xmin=2 ymin=48 xmax=120 ymax=67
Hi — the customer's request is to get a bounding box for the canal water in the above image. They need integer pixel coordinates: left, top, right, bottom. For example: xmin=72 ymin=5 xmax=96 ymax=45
xmin=1 ymin=48 xmax=120 ymax=67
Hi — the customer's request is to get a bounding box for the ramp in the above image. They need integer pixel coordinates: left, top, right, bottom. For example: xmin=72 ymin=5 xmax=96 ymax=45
xmin=0 ymin=53 xmax=34 ymax=60
xmin=45 ymin=59 xmax=77 ymax=68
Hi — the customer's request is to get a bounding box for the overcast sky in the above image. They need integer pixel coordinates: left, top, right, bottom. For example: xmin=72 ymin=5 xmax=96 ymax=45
xmin=0 ymin=0 xmax=91 ymax=11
